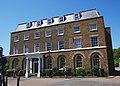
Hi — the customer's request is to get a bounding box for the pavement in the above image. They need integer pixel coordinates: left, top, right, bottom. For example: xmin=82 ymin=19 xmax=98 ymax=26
xmin=8 ymin=76 xmax=120 ymax=86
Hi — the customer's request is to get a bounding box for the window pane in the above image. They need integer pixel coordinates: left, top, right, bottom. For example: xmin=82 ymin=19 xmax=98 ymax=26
xmin=24 ymin=34 xmax=29 ymax=40
xmin=74 ymin=26 xmax=80 ymax=33
xmin=91 ymin=36 xmax=98 ymax=47
xmin=58 ymin=29 xmax=64 ymax=35
xmin=14 ymin=45 xmax=18 ymax=54
xmin=46 ymin=31 xmax=51 ymax=37
xmin=46 ymin=58 xmax=52 ymax=69
xmin=74 ymin=13 xmax=79 ymax=20
xmin=37 ymin=21 xmax=42 ymax=27
xmin=76 ymin=56 xmax=82 ymax=67
xmin=34 ymin=33 xmax=40 ymax=39
xmin=34 ymin=43 xmax=40 ymax=52
xmin=59 ymin=40 xmax=64 ymax=49
xmin=48 ymin=19 xmax=52 ymax=24
xmin=59 ymin=17 xmax=64 ymax=22
xmin=90 ymin=24 xmax=97 ymax=31
xmin=92 ymin=55 xmax=100 ymax=67
xmin=74 ymin=38 xmax=81 ymax=48
xmin=46 ymin=42 xmax=51 ymax=51
xmin=59 ymin=57 xmax=65 ymax=68
xmin=24 ymin=45 xmax=29 ymax=53
xmin=14 ymin=35 xmax=19 ymax=42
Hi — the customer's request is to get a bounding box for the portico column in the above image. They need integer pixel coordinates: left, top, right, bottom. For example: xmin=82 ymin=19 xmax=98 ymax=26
xmin=30 ymin=58 xmax=32 ymax=74
xmin=25 ymin=57 xmax=29 ymax=78
xmin=37 ymin=57 xmax=41 ymax=77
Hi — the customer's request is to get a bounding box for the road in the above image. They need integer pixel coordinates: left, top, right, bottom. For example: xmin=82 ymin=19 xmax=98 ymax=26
xmin=8 ymin=77 xmax=120 ymax=86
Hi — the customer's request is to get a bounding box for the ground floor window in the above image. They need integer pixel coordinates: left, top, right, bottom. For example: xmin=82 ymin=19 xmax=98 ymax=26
xmin=12 ymin=58 xmax=18 ymax=70
xmin=58 ymin=56 xmax=65 ymax=69
xmin=22 ymin=58 xmax=26 ymax=70
xmin=92 ymin=55 xmax=100 ymax=67
xmin=75 ymin=55 xmax=83 ymax=68
xmin=46 ymin=57 xmax=52 ymax=69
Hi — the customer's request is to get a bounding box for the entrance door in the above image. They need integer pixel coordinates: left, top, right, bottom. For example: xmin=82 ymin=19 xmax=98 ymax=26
xmin=33 ymin=62 xmax=38 ymax=74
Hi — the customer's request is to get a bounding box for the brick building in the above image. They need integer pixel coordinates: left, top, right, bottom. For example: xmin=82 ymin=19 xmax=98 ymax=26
xmin=9 ymin=9 xmax=114 ymax=78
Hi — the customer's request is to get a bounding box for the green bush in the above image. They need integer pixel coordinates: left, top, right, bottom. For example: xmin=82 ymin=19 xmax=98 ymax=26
xmin=52 ymin=67 xmax=59 ymax=73
xmin=45 ymin=69 xmax=53 ymax=77
xmin=91 ymin=66 xmax=101 ymax=76
xmin=85 ymin=70 xmax=92 ymax=76
xmin=76 ymin=68 xmax=86 ymax=76
xmin=53 ymin=70 xmax=64 ymax=76
xmin=6 ymin=69 xmax=14 ymax=76
xmin=71 ymin=72 xmax=78 ymax=76
xmin=64 ymin=67 xmax=73 ymax=76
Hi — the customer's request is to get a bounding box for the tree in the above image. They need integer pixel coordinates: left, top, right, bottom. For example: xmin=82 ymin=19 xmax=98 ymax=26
xmin=113 ymin=48 xmax=120 ymax=60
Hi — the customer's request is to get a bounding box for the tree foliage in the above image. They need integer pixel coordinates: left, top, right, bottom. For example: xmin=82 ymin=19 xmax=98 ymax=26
xmin=113 ymin=47 xmax=120 ymax=60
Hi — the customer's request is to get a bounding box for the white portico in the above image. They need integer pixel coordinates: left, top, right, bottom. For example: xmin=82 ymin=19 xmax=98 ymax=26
xmin=25 ymin=53 xmax=44 ymax=78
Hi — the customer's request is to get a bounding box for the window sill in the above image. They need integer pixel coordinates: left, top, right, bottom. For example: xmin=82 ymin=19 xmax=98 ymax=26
xmin=90 ymin=29 xmax=98 ymax=32
xmin=58 ymin=34 xmax=64 ymax=36
xmin=34 ymin=37 xmax=40 ymax=39
xmin=45 ymin=36 xmax=51 ymax=38
xmin=24 ymin=39 xmax=29 ymax=41
xmin=14 ymin=40 xmax=19 ymax=42
xmin=74 ymin=31 xmax=80 ymax=34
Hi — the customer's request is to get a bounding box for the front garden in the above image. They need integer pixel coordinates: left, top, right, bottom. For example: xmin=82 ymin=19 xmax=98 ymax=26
xmin=3 ymin=66 xmax=105 ymax=78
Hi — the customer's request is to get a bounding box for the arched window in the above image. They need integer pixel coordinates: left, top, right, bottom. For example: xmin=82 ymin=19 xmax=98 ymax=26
xmin=46 ymin=57 xmax=52 ymax=69
xmin=92 ymin=55 xmax=100 ymax=67
xmin=22 ymin=58 xmax=26 ymax=70
xmin=59 ymin=56 xmax=65 ymax=68
xmin=75 ymin=55 xmax=82 ymax=68
xmin=12 ymin=59 xmax=18 ymax=69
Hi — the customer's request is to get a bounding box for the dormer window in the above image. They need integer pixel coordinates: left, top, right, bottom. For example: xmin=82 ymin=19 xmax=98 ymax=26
xmin=37 ymin=20 xmax=43 ymax=27
xmin=26 ymin=22 xmax=32 ymax=28
xmin=59 ymin=16 xmax=65 ymax=22
xmin=47 ymin=19 xmax=53 ymax=24
xmin=74 ymin=13 xmax=81 ymax=20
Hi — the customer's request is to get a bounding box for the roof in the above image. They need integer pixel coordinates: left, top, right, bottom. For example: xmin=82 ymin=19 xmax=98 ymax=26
xmin=15 ymin=9 xmax=100 ymax=32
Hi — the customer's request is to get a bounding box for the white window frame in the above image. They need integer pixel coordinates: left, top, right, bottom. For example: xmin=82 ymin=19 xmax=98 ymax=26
xmin=74 ymin=38 xmax=81 ymax=48
xmin=75 ymin=55 xmax=83 ymax=69
xmin=58 ymin=40 xmax=64 ymax=50
xmin=24 ymin=45 xmax=29 ymax=53
xmin=59 ymin=57 xmax=65 ymax=69
xmin=37 ymin=21 xmax=42 ymax=27
xmin=14 ymin=45 xmax=18 ymax=54
xmin=34 ymin=32 xmax=40 ymax=39
xmin=34 ymin=43 xmax=40 ymax=52
xmin=91 ymin=36 xmax=98 ymax=47
xmin=24 ymin=34 xmax=29 ymax=40
xmin=74 ymin=26 xmax=80 ymax=33
xmin=59 ymin=16 xmax=65 ymax=22
xmin=47 ymin=19 xmax=52 ymax=24
xmin=45 ymin=31 xmax=51 ymax=37
xmin=26 ymin=22 xmax=32 ymax=28
xmin=74 ymin=13 xmax=80 ymax=20
xmin=46 ymin=57 xmax=52 ymax=69
xmin=58 ymin=29 xmax=64 ymax=36
xmin=14 ymin=35 xmax=19 ymax=42
xmin=90 ymin=23 xmax=97 ymax=31
xmin=46 ymin=42 xmax=52 ymax=51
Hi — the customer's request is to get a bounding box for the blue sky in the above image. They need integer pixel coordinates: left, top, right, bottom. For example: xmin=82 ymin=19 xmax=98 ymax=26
xmin=0 ymin=0 xmax=120 ymax=55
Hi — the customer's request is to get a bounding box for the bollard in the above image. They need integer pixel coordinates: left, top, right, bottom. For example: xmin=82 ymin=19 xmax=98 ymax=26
xmin=5 ymin=77 xmax=8 ymax=86
xmin=0 ymin=75 xmax=2 ymax=86
xmin=17 ymin=77 xmax=19 ymax=86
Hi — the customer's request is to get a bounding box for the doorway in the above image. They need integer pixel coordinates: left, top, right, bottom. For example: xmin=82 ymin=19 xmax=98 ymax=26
xmin=33 ymin=61 xmax=38 ymax=74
